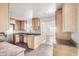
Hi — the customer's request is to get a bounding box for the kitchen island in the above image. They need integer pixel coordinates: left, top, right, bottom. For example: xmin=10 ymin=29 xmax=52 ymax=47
xmin=12 ymin=31 xmax=42 ymax=49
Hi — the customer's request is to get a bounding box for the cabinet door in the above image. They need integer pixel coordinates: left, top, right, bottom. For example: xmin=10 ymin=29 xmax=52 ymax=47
xmin=15 ymin=35 xmax=20 ymax=44
xmin=15 ymin=20 xmax=21 ymax=30
xmin=32 ymin=18 xmax=40 ymax=30
xmin=0 ymin=4 xmax=9 ymax=32
xmin=15 ymin=20 xmax=25 ymax=30
xmin=27 ymin=36 xmax=41 ymax=49
xmin=56 ymin=9 xmax=71 ymax=40
xmin=62 ymin=3 xmax=77 ymax=32
xmin=20 ymin=21 xmax=25 ymax=30
xmin=27 ymin=36 xmax=34 ymax=49
xmin=24 ymin=35 xmax=28 ymax=43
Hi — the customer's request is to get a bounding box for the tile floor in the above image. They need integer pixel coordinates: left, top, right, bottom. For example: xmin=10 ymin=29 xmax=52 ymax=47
xmin=16 ymin=43 xmax=53 ymax=56
xmin=14 ymin=42 xmax=77 ymax=56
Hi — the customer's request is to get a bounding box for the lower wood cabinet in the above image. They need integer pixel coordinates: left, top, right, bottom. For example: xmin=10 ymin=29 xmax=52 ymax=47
xmin=24 ymin=35 xmax=28 ymax=43
xmin=13 ymin=34 xmax=42 ymax=49
xmin=27 ymin=35 xmax=41 ymax=49
xmin=14 ymin=35 xmax=20 ymax=44
xmin=14 ymin=35 xmax=24 ymax=44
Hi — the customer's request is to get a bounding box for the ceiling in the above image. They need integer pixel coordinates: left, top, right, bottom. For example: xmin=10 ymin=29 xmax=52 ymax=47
xmin=10 ymin=3 xmax=62 ymax=20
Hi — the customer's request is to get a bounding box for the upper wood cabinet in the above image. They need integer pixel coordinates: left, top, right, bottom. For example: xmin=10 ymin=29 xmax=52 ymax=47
xmin=0 ymin=4 xmax=9 ymax=32
xmin=62 ymin=3 xmax=77 ymax=32
xmin=32 ymin=18 xmax=40 ymax=31
xmin=15 ymin=20 xmax=21 ymax=30
xmin=56 ymin=9 xmax=71 ymax=40
xmin=15 ymin=20 xmax=25 ymax=30
xmin=20 ymin=21 xmax=25 ymax=30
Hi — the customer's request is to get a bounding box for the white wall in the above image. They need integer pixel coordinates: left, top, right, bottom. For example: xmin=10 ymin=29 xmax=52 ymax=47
xmin=71 ymin=4 xmax=79 ymax=48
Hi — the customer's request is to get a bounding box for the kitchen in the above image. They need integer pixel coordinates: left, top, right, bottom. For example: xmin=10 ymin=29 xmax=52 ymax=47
xmin=0 ymin=3 xmax=78 ymax=56
xmin=0 ymin=3 xmax=55 ymax=56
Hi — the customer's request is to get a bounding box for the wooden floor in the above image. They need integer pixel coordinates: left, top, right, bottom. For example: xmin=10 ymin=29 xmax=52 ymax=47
xmin=56 ymin=39 xmax=77 ymax=47
xmin=53 ymin=44 xmax=77 ymax=56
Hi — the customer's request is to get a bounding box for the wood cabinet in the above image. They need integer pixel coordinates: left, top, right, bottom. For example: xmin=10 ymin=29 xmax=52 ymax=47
xmin=27 ymin=36 xmax=34 ymax=49
xmin=15 ymin=20 xmax=21 ymax=30
xmin=56 ymin=9 xmax=71 ymax=40
xmin=32 ymin=18 xmax=40 ymax=31
xmin=14 ymin=34 xmax=24 ymax=44
xmin=27 ymin=35 xmax=41 ymax=49
xmin=0 ymin=4 xmax=9 ymax=32
xmin=62 ymin=3 xmax=77 ymax=32
xmin=15 ymin=20 xmax=25 ymax=30
xmin=14 ymin=35 xmax=20 ymax=44
xmin=20 ymin=21 xmax=25 ymax=30
xmin=24 ymin=35 xmax=28 ymax=43
xmin=12 ymin=20 xmax=25 ymax=44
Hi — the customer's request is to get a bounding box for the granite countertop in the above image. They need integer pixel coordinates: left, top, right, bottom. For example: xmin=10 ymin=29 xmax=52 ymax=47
xmin=13 ymin=30 xmax=41 ymax=35
xmin=0 ymin=42 xmax=25 ymax=56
